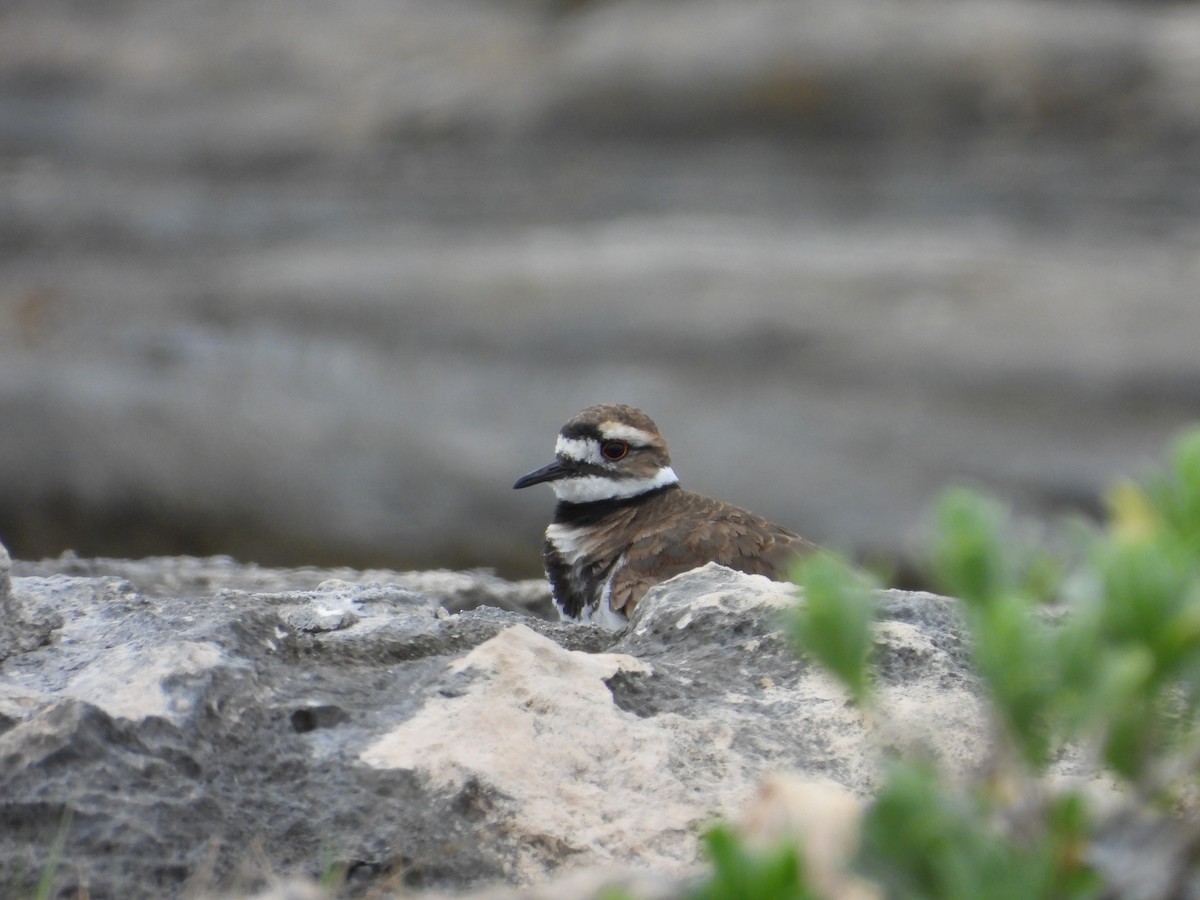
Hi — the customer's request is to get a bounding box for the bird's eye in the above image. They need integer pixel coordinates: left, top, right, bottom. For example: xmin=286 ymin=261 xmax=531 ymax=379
xmin=601 ymin=440 xmax=629 ymax=461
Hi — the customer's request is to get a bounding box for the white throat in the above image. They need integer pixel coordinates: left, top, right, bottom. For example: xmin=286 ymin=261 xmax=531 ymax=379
xmin=551 ymin=466 xmax=678 ymax=504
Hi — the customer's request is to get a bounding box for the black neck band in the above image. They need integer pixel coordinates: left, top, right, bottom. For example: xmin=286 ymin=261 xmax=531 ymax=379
xmin=552 ymin=483 xmax=679 ymax=528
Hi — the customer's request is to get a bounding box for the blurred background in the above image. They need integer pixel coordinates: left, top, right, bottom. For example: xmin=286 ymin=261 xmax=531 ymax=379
xmin=2 ymin=0 xmax=1199 ymax=584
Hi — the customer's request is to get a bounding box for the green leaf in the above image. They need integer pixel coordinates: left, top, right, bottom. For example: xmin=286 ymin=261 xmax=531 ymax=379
xmin=930 ymin=489 xmax=1015 ymax=607
xmin=790 ymin=554 xmax=877 ymax=705
xmin=968 ymin=598 xmax=1058 ymax=766
xmin=1150 ymin=429 xmax=1200 ymax=553
xmin=859 ymin=763 xmax=1098 ymax=900
xmin=689 ymin=824 xmax=815 ymax=900
xmin=1095 ymin=540 xmax=1193 ymax=675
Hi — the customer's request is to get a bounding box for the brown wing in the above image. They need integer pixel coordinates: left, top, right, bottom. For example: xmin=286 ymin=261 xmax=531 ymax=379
xmin=608 ymin=489 xmax=816 ymax=617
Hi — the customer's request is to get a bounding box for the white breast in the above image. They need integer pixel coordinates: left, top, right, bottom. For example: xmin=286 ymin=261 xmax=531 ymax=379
xmin=544 ymin=524 xmax=629 ymax=630
xmin=545 ymin=522 xmax=595 ymax=560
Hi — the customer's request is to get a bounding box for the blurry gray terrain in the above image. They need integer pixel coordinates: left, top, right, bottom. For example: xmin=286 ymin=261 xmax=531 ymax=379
xmin=2 ymin=0 xmax=1199 ymax=579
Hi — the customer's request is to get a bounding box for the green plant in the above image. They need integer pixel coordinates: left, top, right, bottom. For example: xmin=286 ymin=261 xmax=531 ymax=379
xmin=788 ymin=552 xmax=877 ymax=706
xmin=856 ymin=761 xmax=1096 ymax=900
xmin=691 ymin=426 xmax=1200 ymax=899
xmin=688 ymin=824 xmax=816 ymax=900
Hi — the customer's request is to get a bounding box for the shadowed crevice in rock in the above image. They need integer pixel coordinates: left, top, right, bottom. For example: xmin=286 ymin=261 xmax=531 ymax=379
xmin=289 ymin=704 xmax=351 ymax=734
xmin=602 ymin=669 xmax=662 ymax=718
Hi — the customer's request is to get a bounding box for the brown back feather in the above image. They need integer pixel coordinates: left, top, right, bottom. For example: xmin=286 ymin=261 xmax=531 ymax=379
xmin=608 ymin=488 xmax=816 ymax=617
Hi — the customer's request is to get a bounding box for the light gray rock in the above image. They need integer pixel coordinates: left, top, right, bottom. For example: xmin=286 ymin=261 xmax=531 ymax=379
xmin=0 ymin=539 xmax=59 ymax=665
xmin=0 ymin=539 xmax=8 ymax=620
xmin=0 ymin=555 xmax=989 ymax=898
xmin=12 ymin=553 xmax=557 ymax=619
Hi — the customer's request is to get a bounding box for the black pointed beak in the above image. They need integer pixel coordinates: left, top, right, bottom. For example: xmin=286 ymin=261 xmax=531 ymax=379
xmin=513 ymin=460 xmax=569 ymax=490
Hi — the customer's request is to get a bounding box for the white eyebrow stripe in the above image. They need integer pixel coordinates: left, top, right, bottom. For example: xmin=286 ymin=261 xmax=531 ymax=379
xmin=598 ymin=423 xmax=658 ymax=446
xmin=555 ymin=435 xmax=601 ymax=465
xmin=549 ymin=467 xmax=678 ymax=504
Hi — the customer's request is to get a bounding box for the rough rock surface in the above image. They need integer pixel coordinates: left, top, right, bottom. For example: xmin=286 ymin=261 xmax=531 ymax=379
xmin=0 ymin=547 xmax=990 ymax=899
xmin=0 ymin=540 xmax=59 ymax=664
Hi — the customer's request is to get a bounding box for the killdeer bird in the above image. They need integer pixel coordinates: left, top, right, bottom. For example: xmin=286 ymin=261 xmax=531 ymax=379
xmin=513 ymin=403 xmax=815 ymax=628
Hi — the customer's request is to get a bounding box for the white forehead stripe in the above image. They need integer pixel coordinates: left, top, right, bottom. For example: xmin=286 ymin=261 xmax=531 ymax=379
xmin=597 ymin=423 xmax=658 ymax=446
xmin=556 ymin=435 xmax=601 ymax=465
xmin=550 ymin=467 xmax=678 ymax=504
